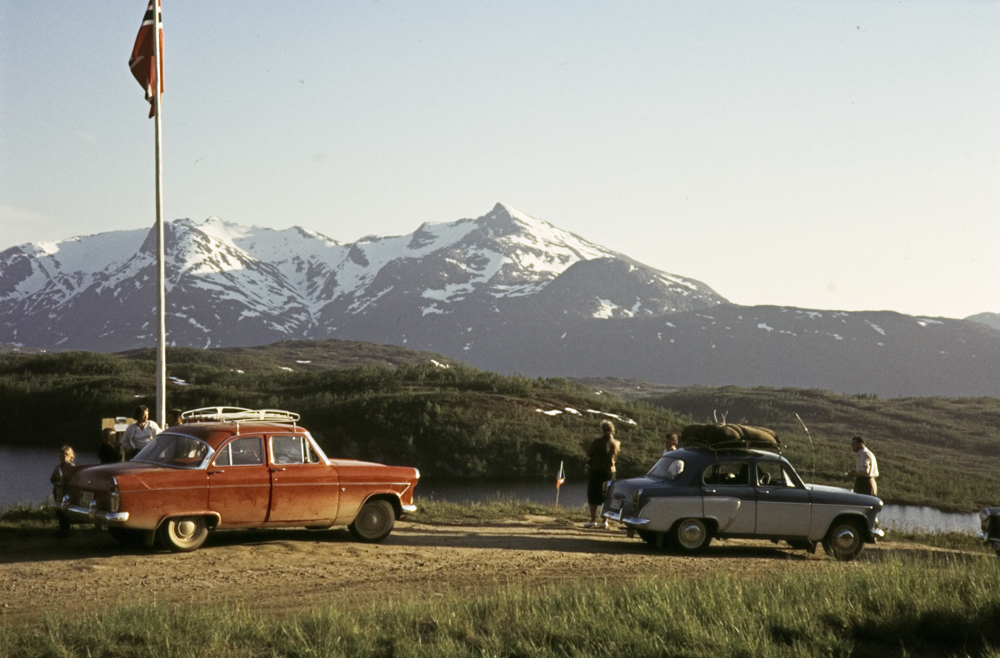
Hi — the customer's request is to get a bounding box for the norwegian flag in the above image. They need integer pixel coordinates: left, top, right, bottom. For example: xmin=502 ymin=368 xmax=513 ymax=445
xmin=129 ymin=0 xmax=163 ymax=118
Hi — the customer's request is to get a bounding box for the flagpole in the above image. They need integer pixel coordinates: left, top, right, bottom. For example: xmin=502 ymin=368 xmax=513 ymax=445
xmin=153 ymin=0 xmax=166 ymax=428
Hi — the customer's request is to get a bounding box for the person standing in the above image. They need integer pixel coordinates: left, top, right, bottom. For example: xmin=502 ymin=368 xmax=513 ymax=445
xmin=166 ymin=408 xmax=184 ymax=428
xmin=585 ymin=419 xmax=621 ymax=529
xmin=663 ymin=432 xmax=679 ymax=455
xmin=50 ymin=445 xmax=75 ymax=538
xmin=122 ymin=405 xmax=161 ymax=459
xmin=98 ymin=427 xmax=123 ymax=463
xmin=846 ymin=436 xmax=879 ymax=496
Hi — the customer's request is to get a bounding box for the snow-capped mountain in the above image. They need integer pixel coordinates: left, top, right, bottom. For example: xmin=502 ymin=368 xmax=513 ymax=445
xmin=0 ymin=203 xmax=724 ymax=351
xmin=4 ymin=202 xmax=1000 ymax=397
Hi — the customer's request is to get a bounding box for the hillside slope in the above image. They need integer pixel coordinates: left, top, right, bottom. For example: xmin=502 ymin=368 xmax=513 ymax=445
xmin=643 ymin=385 xmax=1000 ymax=511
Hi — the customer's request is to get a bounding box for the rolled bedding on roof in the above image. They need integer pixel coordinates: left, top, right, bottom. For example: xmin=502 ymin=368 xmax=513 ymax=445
xmin=680 ymin=423 xmax=779 ymax=447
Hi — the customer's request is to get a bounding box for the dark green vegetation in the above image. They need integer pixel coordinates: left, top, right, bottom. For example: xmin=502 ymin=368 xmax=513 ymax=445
xmin=645 ymin=386 xmax=1000 ymax=511
xmin=0 ymin=343 xmax=685 ymax=481
xmin=2 ymin=557 xmax=999 ymax=658
xmin=4 ymin=342 xmax=1000 ymax=510
xmin=0 ymin=503 xmax=54 ymax=531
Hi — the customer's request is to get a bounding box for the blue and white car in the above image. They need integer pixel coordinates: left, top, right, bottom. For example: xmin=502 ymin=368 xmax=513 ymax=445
xmin=603 ymin=446 xmax=884 ymax=561
xmin=979 ymin=507 xmax=1000 ymax=557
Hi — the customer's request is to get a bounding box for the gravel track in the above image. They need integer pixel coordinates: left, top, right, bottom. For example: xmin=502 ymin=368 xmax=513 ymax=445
xmin=0 ymin=519 xmax=973 ymax=623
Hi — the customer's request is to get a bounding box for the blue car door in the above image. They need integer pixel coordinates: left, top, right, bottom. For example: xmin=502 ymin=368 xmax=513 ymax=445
xmin=701 ymin=459 xmax=756 ymax=534
xmin=754 ymin=459 xmax=812 ymax=537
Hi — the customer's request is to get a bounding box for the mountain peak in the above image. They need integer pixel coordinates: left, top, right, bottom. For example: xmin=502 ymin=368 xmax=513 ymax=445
xmin=0 ymin=204 xmax=727 ymax=354
xmin=482 ymin=202 xmax=542 ymax=230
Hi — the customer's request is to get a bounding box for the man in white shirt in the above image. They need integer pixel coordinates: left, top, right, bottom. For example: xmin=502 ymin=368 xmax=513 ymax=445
xmin=122 ymin=405 xmax=162 ymax=459
xmin=847 ymin=436 xmax=879 ymax=497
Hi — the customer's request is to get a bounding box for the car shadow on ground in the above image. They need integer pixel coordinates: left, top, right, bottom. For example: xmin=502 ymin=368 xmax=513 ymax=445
xmin=0 ymin=523 xmax=812 ymax=563
xmin=1 ymin=523 xmax=991 ymax=565
xmin=387 ymin=524 xmax=820 ymax=559
xmin=0 ymin=526 xmax=373 ymax=564
xmin=0 ymin=526 xmax=157 ymax=563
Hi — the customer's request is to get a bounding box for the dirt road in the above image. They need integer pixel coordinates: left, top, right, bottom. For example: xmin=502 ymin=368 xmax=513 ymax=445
xmin=0 ymin=518 xmax=974 ymax=623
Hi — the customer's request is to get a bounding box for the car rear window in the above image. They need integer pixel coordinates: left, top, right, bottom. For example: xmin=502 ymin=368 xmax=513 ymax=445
xmin=647 ymin=456 xmax=685 ymax=481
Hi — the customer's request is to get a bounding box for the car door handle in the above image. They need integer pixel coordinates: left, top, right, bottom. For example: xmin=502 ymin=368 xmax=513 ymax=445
xmin=270 ymin=467 xmax=286 ymax=473
xmin=208 ymin=469 xmax=225 ymax=475
xmin=705 ymin=489 xmax=717 ymax=494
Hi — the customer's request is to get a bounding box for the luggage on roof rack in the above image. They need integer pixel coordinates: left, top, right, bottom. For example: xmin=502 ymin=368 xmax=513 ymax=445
xmin=181 ymin=407 xmax=300 ymax=425
xmin=681 ymin=423 xmax=780 ymax=449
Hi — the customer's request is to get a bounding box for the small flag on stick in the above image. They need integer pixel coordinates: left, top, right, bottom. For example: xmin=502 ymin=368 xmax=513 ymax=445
xmin=129 ymin=0 xmax=163 ymax=118
xmin=555 ymin=461 xmax=565 ymax=506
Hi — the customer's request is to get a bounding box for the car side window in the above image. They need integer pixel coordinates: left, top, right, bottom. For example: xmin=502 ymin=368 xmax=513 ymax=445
xmin=215 ymin=437 xmax=263 ymax=466
xmin=270 ymin=435 xmax=319 ymax=465
xmin=703 ymin=462 xmax=750 ymax=486
xmin=756 ymin=461 xmax=797 ymax=487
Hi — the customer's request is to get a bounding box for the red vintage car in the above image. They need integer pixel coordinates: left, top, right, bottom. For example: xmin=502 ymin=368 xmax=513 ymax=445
xmin=52 ymin=408 xmax=419 ymax=552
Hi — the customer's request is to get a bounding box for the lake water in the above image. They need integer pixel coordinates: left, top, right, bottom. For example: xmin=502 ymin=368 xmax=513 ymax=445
xmin=1 ymin=446 xmax=982 ymax=534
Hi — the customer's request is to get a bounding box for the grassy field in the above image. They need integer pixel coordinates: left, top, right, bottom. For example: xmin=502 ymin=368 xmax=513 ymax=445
xmin=2 ymin=556 xmax=999 ymax=657
xmin=3 ymin=501 xmax=997 ymax=656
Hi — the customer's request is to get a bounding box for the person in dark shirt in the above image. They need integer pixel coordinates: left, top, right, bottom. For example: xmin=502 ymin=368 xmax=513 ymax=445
xmin=166 ymin=408 xmax=184 ymax=428
xmin=585 ymin=420 xmax=621 ymax=529
xmin=50 ymin=445 xmax=75 ymax=538
xmin=98 ymin=427 xmax=123 ymax=463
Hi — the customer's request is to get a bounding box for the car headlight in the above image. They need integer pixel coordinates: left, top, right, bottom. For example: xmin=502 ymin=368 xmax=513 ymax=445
xmin=981 ymin=509 xmax=992 ymax=524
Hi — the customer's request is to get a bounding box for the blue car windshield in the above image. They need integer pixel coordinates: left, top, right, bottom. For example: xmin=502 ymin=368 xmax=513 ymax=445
xmin=648 ymin=456 xmax=685 ymax=481
xmin=134 ymin=433 xmax=211 ymax=469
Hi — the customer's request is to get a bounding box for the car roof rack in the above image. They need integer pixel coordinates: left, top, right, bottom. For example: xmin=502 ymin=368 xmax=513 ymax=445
xmin=687 ymin=440 xmax=782 ymax=455
xmin=182 ymin=407 xmax=300 ymax=429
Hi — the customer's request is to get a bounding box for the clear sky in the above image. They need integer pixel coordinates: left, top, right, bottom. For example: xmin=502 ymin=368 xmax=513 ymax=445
xmin=1 ymin=1 xmax=997 ymax=319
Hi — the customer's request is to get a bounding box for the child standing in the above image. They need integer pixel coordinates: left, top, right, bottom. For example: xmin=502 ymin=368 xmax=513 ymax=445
xmin=50 ymin=445 xmax=75 ymax=538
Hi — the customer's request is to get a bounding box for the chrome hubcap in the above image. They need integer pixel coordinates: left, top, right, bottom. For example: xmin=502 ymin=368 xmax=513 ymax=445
xmin=679 ymin=520 xmax=706 ymax=548
xmin=834 ymin=527 xmax=858 ymax=551
xmin=174 ymin=519 xmax=197 ymax=541
xmin=360 ymin=509 xmax=387 ymax=533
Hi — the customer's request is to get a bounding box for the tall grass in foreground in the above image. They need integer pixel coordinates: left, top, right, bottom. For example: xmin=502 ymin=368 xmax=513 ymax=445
xmin=3 ymin=556 xmax=1000 ymax=658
